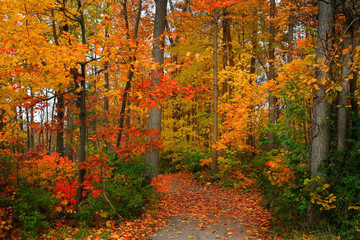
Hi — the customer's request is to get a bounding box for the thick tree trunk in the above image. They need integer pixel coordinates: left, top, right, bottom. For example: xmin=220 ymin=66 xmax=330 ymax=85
xmin=146 ymin=0 xmax=167 ymax=180
xmin=337 ymin=36 xmax=351 ymax=151
xmin=341 ymin=0 xmax=360 ymax=139
xmin=212 ymin=8 xmax=219 ymax=172
xmin=310 ymin=0 xmax=334 ymax=176
xmin=267 ymin=0 xmax=276 ymax=152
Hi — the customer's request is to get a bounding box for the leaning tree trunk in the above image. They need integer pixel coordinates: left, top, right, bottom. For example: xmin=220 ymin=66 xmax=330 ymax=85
xmin=310 ymin=0 xmax=334 ymax=176
xmin=116 ymin=0 xmax=142 ymax=147
xmin=146 ymin=0 xmax=167 ymax=181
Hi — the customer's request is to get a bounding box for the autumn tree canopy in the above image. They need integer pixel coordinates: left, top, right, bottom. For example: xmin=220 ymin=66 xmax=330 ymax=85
xmin=0 ymin=0 xmax=360 ymax=238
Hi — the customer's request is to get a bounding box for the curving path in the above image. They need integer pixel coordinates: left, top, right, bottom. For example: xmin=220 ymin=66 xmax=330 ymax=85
xmin=150 ymin=172 xmax=272 ymax=240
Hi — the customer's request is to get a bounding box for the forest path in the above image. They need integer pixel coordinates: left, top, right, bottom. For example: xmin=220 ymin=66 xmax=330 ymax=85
xmin=150 ymin=171 xmax=272 ymax=240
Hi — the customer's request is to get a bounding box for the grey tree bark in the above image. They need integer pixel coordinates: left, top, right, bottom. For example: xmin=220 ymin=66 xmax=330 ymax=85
xmin=212 ymin=8 xmax=219 ymax=172
xmin=267 ymin=0 xmax=276 ymax=152
xmin=340 ymin=0 xmax=360 ymax=141
xmin=310 ymin=0 xmax=334 ymax=176
xmin=337 ymin=35 xmax=351 ymax=151
xmin=146 ymin=0 xmax=167 ymax=180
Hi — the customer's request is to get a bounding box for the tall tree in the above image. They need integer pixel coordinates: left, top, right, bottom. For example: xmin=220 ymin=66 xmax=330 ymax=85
xmin=116 ymin=0 xmax=142 ymax=147
xmin=339 ymin=0 xmax=360 ymax=143
xmin=75 ymin=0 xmax=88 ymax=205
xmin=212 ymin=7 xmax=219 ymax=172
xmin=52 ymin=16 xmax=67 ymax=158
xmin=146 ymin=0 xmax=168 ymax=180
xmin=285 ymin=1 xmax=295 ymax=142
xmin=267 ymin=0 xmax=276 ymax=151
xmin=310 ymin=0 xmax=334 ymax=176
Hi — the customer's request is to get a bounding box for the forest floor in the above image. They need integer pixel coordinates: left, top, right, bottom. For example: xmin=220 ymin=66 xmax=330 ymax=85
xmin=150 ymin=171 xmax=272 ymax=240
xmin=50 ymin=171 xmax=272 ymax=239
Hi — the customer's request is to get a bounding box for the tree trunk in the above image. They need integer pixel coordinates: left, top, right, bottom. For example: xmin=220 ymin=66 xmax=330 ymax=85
xmin=337 ymin=36 xmax=351 ymax=151
xmin=246 ymin=27 xmax=257 ymax=148
xmin=116 ymin=0 xmax=142 ymax=147
xmin=64 ymin=104 xmax=73 ymax=159
xmin=146 ymin=0 xmax=167 ymax=181
xmin=285 ymin=5 xmax=295 ymax=142
xmin=267 ymin=0 xmax=276 ymax=151
xmin=26 ymin=107 xmax=31 ymax=150
xmin=212 ymin=8 xmax=219 ymax=172
xmin=341 ymin=0 xmax=360 ymax=139
xmin=222 ymin=9 xmax=234 ymax=95
xmin=52 ymin=11 xmax=66 ymax=158
xmin=76 ymin=0 xmax=87 ymax=205
xmin=56 ymin=94 xmax=65 ymax=157
xmin=310 ymin=0 xmax=334 ymax=176
xmin=0 ymin=109 xmax=5 ymax=136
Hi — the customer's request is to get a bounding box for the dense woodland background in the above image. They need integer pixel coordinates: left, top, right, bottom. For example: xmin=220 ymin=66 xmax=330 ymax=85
xmin=0 ymin=0 xmax=360 ymax=239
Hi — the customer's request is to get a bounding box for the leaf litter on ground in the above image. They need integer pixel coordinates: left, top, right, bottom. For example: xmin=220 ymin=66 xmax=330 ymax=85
xmin=45 ymin=171 xmax=272 ymax=239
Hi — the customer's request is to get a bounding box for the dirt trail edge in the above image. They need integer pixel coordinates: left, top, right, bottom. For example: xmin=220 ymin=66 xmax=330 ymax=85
xmin=150 ymin=172 xmax=272 ymax=240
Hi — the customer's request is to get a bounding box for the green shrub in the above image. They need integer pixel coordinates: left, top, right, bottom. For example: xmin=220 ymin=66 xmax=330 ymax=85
xmin=107 ymin=160 xmax=154 ymax=219
xmin=77 ymin=160 xmax=155 ymax=224
xmin=181 ymin=149 xmax=206 ymax=173
xmin=76 ymin=198 xmax=104 ymax=226
xmin=321 ymin=125 xmax=360 ymax=239
xmin=256 ymin=145 xmax=310 ymax=229
xmin=219 ymin=179 xmax=235 ymax=189
xmin=160 ymin=151 xmax=182 ymax=173
xmin=12 ymin=185 xmax=56 ymax=237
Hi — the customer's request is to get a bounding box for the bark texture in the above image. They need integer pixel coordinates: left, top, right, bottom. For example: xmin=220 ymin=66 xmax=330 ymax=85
xmin=310 ymin=0 xmax=334 ymax=176
xmin=146 ymin=0 xmax=167 ymax=180
xmin=76 ymin=0 xmax=87 ymax=205
xmin=337 ymin=36 xmax=351 ymax=151
xmin=212 ymin=8 xmax=219 ymax=172
xmin=267 ymin=0 xmax=276 ymax=151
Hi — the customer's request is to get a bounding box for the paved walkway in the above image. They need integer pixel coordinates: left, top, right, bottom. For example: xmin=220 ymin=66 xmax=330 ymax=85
xmin=150 ymin=172 xmax=272 ymax=239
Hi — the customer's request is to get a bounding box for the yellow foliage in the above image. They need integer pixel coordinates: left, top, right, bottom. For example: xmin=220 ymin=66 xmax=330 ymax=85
xmin=311 ymin=193 xmax=336 ymax=211
xmin=0 ymin=206 xmax=13 ymax=238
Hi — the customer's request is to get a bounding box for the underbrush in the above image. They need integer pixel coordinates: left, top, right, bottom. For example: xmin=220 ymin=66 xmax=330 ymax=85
xmin=161 ymin=143 xmax=360 ymax=239
xmin=255 ymin=144 xmax=360 ymax=239
xmin=0 ymin=152 xmax=158 ymax=239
